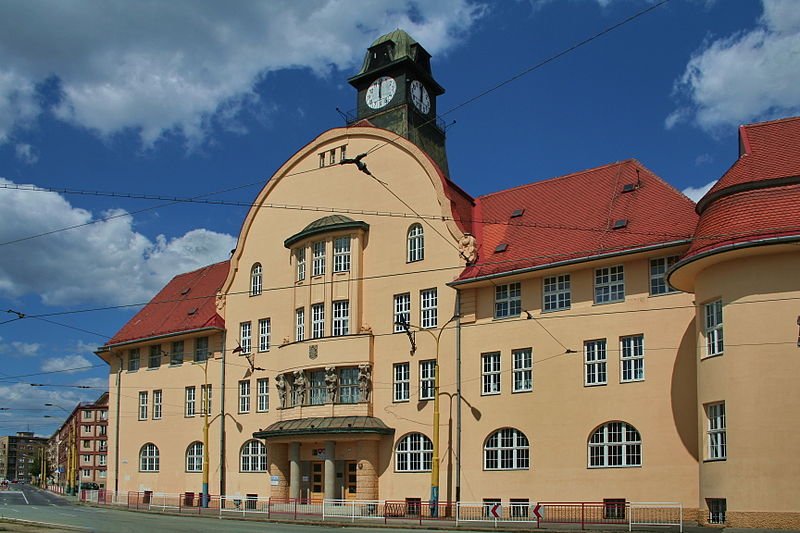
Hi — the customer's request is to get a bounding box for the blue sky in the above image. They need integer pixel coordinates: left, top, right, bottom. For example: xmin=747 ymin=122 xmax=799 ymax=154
xmin=1 ymin=0 xmax=798 ymax=436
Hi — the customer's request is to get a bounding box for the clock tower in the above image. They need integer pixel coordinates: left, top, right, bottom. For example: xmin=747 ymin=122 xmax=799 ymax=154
xmin=348 ymin=29 xmax=449 ymax=177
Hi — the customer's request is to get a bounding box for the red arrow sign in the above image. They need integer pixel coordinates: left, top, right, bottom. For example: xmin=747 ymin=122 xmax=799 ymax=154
xmin=490 ymin=503 xmax=501 ymax=518
xmin=533 ymin=503 xmax=543 ymax=520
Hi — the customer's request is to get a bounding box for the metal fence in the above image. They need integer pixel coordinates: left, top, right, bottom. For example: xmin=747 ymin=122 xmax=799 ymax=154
xmin=457 ymin=501 xmax=539 ymax=526
xmin=322 ymin=499 xmax=384 ymax=521
xmin=629 ymin=502 xmax=683 ymax=532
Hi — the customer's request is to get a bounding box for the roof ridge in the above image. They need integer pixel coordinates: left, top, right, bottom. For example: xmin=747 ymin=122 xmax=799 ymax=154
xmin=172 ymin=259 xmax=230 ymax=280
xmin=741 ymin=115 xmax=800 ymax=129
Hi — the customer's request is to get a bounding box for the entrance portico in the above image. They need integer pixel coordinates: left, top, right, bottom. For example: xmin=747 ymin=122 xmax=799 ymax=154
xmin=255 ymin=416 xmax=393 ymax=501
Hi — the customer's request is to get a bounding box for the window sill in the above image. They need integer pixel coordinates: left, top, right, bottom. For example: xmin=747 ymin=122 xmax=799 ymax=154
xmin=587 ymin=464 xmax=642 ymax=469
xmin=648 ymin=290 xmax=680 ymax=298
xmin=512 ymin=388 xmax=533 ymax=394
xmin=701 ymin=352 xmax=724 ymax=361
xmin=146 ymin=367 xmax=160 ymax=371
xmin=703 ymin=458 xmax=727 ymax=463
xmin=492 ymin=314 xmax=518 ymax=321
xmin=257 ymin=349 xmax=270 ymax=353
xmin=620 ymin=378 xmax=645 ymax=384
xmin=584 ymin=382 xmax=608 ymax=387
xmin=393 ymin=399 xmax=410 ymax=403
xmin=249 ymin=293 xmax=262 ymax=298
xmin=592 ymin=299 xmax=625 ymax=306
xmin=481 ymin=391 xmax=501 ymax=396
xmin=541 ymin=307 xmax=570 ymax=314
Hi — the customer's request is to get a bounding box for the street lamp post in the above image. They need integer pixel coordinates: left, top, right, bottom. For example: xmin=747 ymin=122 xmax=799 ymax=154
xmin=397 ymin=314 xmax=459 ymax=517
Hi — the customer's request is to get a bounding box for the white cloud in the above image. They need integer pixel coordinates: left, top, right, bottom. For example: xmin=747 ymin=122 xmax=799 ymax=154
xmin=0 ymin=383 xmax=103 ymax=435
xmin=668 ymin=0 xmax=800 ymax=132
xmin=682 ymin=180 xmax=717 ymax=202
xmin=14 ymin=143 xmax=37 ymax=164
xmin=0 ymin=177 xmax=237 ymax=306
xmin=694 ymin=153 xmax=713 ymax=166
xmin=40 ymin=354 xmax=92 ymax=373
xmin=0 ymin=1 xmax=486 ymax=147
xmin=11 ymin=341 xmax=41 ymax=357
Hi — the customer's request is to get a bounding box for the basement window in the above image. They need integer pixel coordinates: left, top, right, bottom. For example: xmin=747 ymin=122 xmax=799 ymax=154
xmin=707 ymin=498 xmax=726 ymax=524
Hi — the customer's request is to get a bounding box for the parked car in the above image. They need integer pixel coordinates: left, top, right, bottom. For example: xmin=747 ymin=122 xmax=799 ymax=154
xmin=79 ymin=482 xmax=99 ymax=490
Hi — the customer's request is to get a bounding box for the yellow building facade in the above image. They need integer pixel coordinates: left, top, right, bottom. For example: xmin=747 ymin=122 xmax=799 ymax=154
xmin=97 ymin=31 xmax=800 ymax=528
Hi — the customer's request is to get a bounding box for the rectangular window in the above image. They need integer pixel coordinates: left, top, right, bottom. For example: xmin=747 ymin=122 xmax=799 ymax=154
xmin=201 ymin=384 xmax=212 ymax=415
xmin=257 ymin=378 xmax=269 ymax=412
xmin=258 ymin=318 xmax=271 ymax=352
xmin=83 ymin=410 xmax=92 ymax=420
xmin=296 ymin=308 xmax=305 ymax=341
xmin=295 ymin=248 xmax=306 ymax=282
xmin=332 ymin=300 xmax=349 ymax=336
xmin=311 ymin=303 xmax=325 ymax=339
xmin=393 ymin=362 xmax=410 ymax=402
xmin=705 ymin=300 xmax=724 ymax=356
xmin=620 ymin=335 xmax=645 ymax=382
xmin=543 ymin=274 xmax=571 ymax=312
xmin=510 ymin=499 xmax=530 ymax=519
xmin=329 ymin=149 xmax=336 ymax=165
xmin=650 ymin=256 xmax=679 ymax=295
xmin=170 ymin=341 xmax=184 ymax=365
xmin=512 ymin=348 xmax=533 ymax=392
xmin=707 ymin=498 xmax=726 ymax=524
xmin=99 ymin=425 xmax=107 ymax=436
xmin=319 ymin=153 xmax=325 ymax=168
xmin=128 ymin=349 xmax=140 ymax=372
xmin=333 ymin=236 xmax=351 ymax=273
xmin=310 ymin=370 xmax=326 ymax=405
xmin=482 ymin=352 xmax=501 ymax=395
xmin=420 ymin=360 xmax=435 ymax=400
xmin=594 ymin=265 xmax=625 ymax=304
xmin=707 ymin=402 xmax=726 ymax=460
xmin=340 ymin=144 xmax=347 ymax=162
xmin=585 ymin=339 xmax=608 ymax=386
xmin=338 ymin=368 xmax=359 ymax=404
xmin=138 ymin=391 xmax=148 ymax=421
xmin=603 ymin=499 xmax=626 ymax=520
xmin=194 ymin=336 xmax=209 ymax=362
xmin=239 ymin=380 xmax=250 ymax=414
xmin=240 ymin=322 xmax=252 ymax=354
xmin=152 ymin=390 xmax=162 ymax=420
xmin=420 ymin=288 xmax=438 ymax=329
xmin=494 ymin=282 xmax=522 ymax=319
xmin=98 ymin=456 xmax=107 ymax=466
xmin=394 ymin=293 xmax=411 ymax=332
xmin=312 ymin=241 xmax=325 ymax=276
xmin=185 ymin=386 xmax=196 ymax=417
xmin=82 ymin=469 xmax=91 ymax=478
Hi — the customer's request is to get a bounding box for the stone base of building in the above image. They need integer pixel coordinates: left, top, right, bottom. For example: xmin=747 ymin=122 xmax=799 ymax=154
xmin=699 ymin=511 xmax=800 ymax=529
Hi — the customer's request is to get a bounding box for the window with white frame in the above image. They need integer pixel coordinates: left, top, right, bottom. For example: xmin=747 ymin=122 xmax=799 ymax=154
xmin=138 ymin=391 xmax=148 ymax=420
xmin=393 ymin=362 xmax=410 ymax=402
xmin=152 ymin=390 xmax=162 ymax=420
xmin=543 ymin=274 xmax=571 ymax=311
xmin=594 ymin=265 xmax=625 ymax=304
xmin=139 ymin=443 xmax=159 ymax=472
xmin=185 ymin=386 xmax=196 ymax=417
xmin=620 ymin=335 xmax=644 ymax=382
xmin=240 ymin=321 xmax=252 ymax=354
xmin=482 ymin=352 xmax=501 ymax=395
xmin=332 ymin=300 xmax=349 ymax=336
xmin=258 ymin=318 xmax=270 ymax=352
xmin=201 ymin=384 xmax=212 ymax=414
xmin=81 ymin=469 xmax=91 ymax=478
xmin=333 ymin=236 xmax=351 ymax=273
xmin=296 ymin=308 xmax=305 ymax=341
xmin=420 ymin=360 xmax=435 ymax=400
xmin=98 ymin=455 xmax=107 ymax=466
xmin=239 ymin=380 xmax=251 ymax=413
xmin=311 ymin=303 xmax=325 ymax=339
xmin=312 ymin=241 xmax=325 ymax=276
xmin=707 ymin=499 xmax=726 ymax=524
xmin=310 ymin=370 xmax=326 ymax=405
xmin=194 ymin=336 xmax=209 ymax=362
xmin=707 ymin=402 xmax=726 ymax=460
xmin=257 ymin=378 xmax=269 ymax=412
xmin=148 ymin=344 xmax=161 ymax=369
xmin=170 ymin=340 xmax=184 ymax=365
xmin=649 ymin=256 xmax=679 ymax=295
xmin=395 ymin=433 xmax=433 ymax=472
xmin=407 ymin=224 xmax=424 ymax=262
xmin=128 ymin=348 xmax=140 ymax=371
xmin=186 ymin=441 xmax=203 ymax=472
xmin=588 ymin=421 xmax=642 ymax=467
xmin=705 ymin=300 xmax=723 ymax=356
xmin=512 ymin=348 xmax=533 ymax=392
xmin=494 ymin=282 xmax=522 ymax=319
xmin=295 ymin=248 xmax=306 ymax=282
xmin=420 ymin=288 xmax=437 ymax=329
xmin=339 ymin=368 xmax=359 ymax=404
xmin=585 ymin=339 xmax=607 ymax=386
xmin=83 ymin=410 xmax=92 ymax=420
xmin=240 ymin=440 xmax=267 ymax=472
xmin=484 ymin=428 xmax=530 ymax=470
xmin=250 ymin=263 xmax=262 ymax=296
xmin=394 ymin=293 xmax=411 ymax=332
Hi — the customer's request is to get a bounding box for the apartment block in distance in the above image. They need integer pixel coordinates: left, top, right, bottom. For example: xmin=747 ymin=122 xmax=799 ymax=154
xmin=51 ymin=393 xmax=109 ymax=489
xmin=0 ymin=432 xmax=47 ymax=483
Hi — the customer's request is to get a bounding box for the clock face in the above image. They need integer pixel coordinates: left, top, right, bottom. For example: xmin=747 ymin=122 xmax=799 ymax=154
xmin=365 ymin=76 xmax=397 ymax=110
xmin=410 ymin=80 xmax=431 ymax=114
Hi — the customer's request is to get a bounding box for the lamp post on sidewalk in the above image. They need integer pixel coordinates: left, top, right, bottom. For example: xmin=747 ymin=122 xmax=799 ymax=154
xmin=397 ymin=313 xmax=459 ymax=517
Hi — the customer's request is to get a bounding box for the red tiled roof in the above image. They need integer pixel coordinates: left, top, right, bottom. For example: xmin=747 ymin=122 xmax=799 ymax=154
xmin=456 ymin=160 xmax=698 ymax=282
xmin=105 ymin=261 xmax=229 ymax=346
xmin=699 ymin=116 xmax=800 ymax=211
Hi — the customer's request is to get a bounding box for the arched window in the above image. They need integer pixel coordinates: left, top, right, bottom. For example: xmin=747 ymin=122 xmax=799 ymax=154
xmin=250 ymin=263 xmax=262 ymax=296
xmin=186 ymin=441 xmax=203 ymax=472
xmin=240 ymin=440 xmax=267 ymax=472
xmin=139 ymin=443 xmax=159 ymax=472
xmin=588 ymin=421 xmax=641 ymax=467
xmin=395 ymin=433 xmax=433 ymax=472
xmin=407 ymin=224 xmax=424 ymax=262
xmin=484 ymin=428 xmax=529 ymax=470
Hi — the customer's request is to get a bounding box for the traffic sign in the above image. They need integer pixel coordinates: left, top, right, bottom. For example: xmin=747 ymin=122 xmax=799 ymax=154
xmin=490 ymin=502 xmax=501 ymax=518
xmin=533 ymin=503 xmax=543 ymax=520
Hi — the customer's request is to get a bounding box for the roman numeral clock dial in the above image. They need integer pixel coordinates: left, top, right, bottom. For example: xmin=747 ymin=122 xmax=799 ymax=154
xmin=365 ymin=76 xmax=397 ymax=110
xmin=410 ymin=80 xmax=430 ymax=115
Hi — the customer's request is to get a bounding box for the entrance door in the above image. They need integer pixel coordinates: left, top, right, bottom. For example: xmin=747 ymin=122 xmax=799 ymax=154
xmin=310 ymin=461 xmax=324 ymax=501
xmin=345 ymin=461 xmax=358 ymax=500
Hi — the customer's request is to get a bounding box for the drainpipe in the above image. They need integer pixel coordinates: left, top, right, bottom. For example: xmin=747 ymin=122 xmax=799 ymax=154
xmin=455 ymin=290 xmax=462 ymax=504
xmin=219 ymin=332 xmax=227 ymax=498
xmin=114 ymin=352 xmax=123 ymax=495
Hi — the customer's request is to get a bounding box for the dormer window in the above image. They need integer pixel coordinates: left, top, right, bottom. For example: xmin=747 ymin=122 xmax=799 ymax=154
xmin=368 ymin=42 xmax=394 ymax=70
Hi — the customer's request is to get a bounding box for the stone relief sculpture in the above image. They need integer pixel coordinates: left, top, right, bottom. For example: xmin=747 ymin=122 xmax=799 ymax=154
xmin=359 ymin=323 xmax=373 ymax=335
xmin=324 ymin=366 xmax=338 ymax=403
xmin=292 ymin=370 xmax=307 ymax=406
xmin=358 ymin=363 xmax=372 ymax=402
xmin=275 ymin=373 xmax=287 ymax=408
xmin=458 ymin=233 xmax=477 ymax=265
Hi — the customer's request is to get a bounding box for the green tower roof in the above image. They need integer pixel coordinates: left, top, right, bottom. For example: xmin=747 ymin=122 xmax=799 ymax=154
xmin=353 ymin=28 xmax=426 ymax=78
